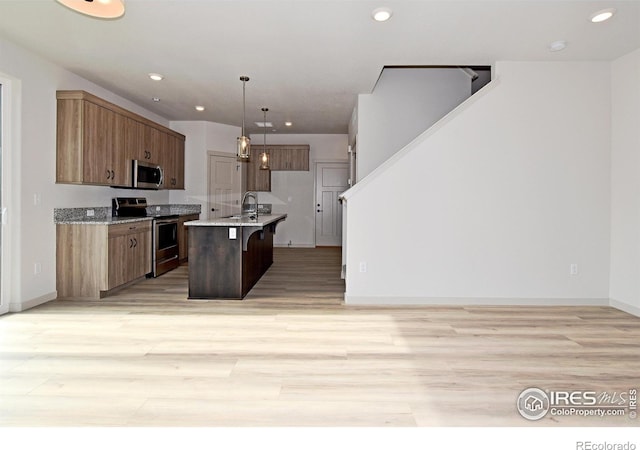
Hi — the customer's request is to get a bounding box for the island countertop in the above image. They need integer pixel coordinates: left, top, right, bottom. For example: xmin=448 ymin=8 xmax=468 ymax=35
xmin=185 ymin=213 xmax=287 ymax=227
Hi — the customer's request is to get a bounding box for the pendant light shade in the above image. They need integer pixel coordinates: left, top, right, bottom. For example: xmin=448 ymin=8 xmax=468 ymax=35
xmin=56 ymin=0 xmax=125 ymax=19
xmin=259 ymin=107 xmax=270 ymax=170
xmin=237 ymin=76 xmax=251 ymax=161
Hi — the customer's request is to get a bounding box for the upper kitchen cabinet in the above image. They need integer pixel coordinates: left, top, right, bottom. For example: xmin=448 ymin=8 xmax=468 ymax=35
xmin=56 ymin=90 xmax=186 ymax=190
xmin=162 ymin=133 xmax=186 ymax=189
xmin=267 ymin=145 xmax=310 ymax=171
xmin=57 ymin=94 xmax=128 ymax=186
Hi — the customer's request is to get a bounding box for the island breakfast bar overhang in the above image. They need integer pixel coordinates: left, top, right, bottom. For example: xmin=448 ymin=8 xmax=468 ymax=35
xmin=185 ymin=214 xmax=287 ymax=299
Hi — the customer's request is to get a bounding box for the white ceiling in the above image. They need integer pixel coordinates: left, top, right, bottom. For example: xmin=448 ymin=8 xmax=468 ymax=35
xmin=0 ymin=0 xmax=638 ymax=134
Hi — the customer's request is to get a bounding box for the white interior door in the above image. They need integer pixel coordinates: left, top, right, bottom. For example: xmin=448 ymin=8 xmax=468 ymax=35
xmin=315 ymin=162 xmax=349 ymax=247
xmin=208 ymin=153 xmax=240 ymax=219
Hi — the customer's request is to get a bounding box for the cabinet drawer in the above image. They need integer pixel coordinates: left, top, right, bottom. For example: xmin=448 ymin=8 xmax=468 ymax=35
xmin=108 ymin=221 xmax=152 ymax=238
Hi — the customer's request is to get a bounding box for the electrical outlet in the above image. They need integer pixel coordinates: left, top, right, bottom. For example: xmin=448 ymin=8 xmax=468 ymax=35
xmin=156 ymin=206 xmax=161 ymax=211
xmin=570 ymin=264 xmax=578 ymax=276
xmin=86 ymin=209 xmax=95 ymax=217
xmin=229 ymin=227 xmax=237 ymax=239
xmin=33 ymin=193 xmax=41 ymax=206
xmin=34 ymin=262 xmax=42 ymax=275
xmin=359 ymin=262 xmax=367 ymax=273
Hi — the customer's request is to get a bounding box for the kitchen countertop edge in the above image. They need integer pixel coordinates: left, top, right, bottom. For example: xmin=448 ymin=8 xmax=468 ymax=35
xmin=54 ymin=217 xmax=154 ymax=226
xmin=185 ymin=213 xmax=287 ymax=227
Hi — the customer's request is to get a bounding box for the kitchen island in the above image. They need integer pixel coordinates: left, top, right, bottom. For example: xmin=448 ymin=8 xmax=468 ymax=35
xmin=185 ymin=214 xmax=287 ymax=299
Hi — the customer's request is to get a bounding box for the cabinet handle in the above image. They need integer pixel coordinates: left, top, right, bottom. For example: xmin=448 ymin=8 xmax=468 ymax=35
xmin=111 ymin=170 xmax=115 ymax=179
xmin=133 ymin=238 xmax=138 ymax=248
xmin=106 ymin=169 xmax=111 ymax=180
xmin=129 ymin=238 xmax=133 ymax=248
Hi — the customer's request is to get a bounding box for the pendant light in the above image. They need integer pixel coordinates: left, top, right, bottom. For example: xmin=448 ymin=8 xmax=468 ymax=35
xmin=237 ymin=76 xmax=251 ymax=161
xmin=259 ymin=108 xmax=270 ymax=170
xmin=56 ymin=0 xmax=125 ymax=19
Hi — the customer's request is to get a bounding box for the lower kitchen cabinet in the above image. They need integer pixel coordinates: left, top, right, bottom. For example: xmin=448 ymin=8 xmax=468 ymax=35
xmin=178 ymin=214 xmax=200 ymax=263
xmin=56 ymin=221 xmax=152 ymax=299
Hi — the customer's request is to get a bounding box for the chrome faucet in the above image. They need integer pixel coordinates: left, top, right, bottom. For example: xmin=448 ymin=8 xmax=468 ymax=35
xmin=241 ymin=191 xmax=258 ymax=218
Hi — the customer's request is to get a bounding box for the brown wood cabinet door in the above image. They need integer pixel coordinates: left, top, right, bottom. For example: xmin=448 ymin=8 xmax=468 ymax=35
xmin=267 ymin=146 xmax=285 ymax=170
xmin=124 ymin=117 xmax=143 ymax=165
xmin=131 ymin=230 xmax=152 ymax=278
xmin=107 ymin=234 xmax=129 ymax=289
xmin=142 ymin=125 xmax=164 ymax=164
xmin=162 ymin=134 xmax=185 ymax=189
xmin=288 ymin=146 xmax=310 ymax=171
xmin=108 ymin=229 xmax=151 ymax=288
xmin=112 ymin=114 xmax=132 ymax=186
xmin=246 ymin=147 xmax=271 ymax=191
xmin=82 ymin=102 xmax=116 ymax=185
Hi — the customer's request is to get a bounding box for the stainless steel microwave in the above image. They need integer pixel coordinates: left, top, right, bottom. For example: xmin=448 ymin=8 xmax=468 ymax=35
xmin=132 ymin=160 xmax=164 ymax=189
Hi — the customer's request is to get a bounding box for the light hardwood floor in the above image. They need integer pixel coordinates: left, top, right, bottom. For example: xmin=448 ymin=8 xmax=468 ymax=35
xmin=1 ymin=248 xmax=639 ymax=427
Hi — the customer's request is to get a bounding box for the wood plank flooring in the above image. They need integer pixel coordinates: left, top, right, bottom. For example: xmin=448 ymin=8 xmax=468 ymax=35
xmin=1 ymin=248 xmax=639 ymax=427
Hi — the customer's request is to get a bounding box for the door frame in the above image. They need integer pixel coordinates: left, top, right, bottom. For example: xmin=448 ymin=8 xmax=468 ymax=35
xmin=313 ymin=160 xmax=349 ymax=247
xmin=0 ymin=73 xmax=18 ymax=315
xmin=207 ymin=151 xmax=241 ymax=220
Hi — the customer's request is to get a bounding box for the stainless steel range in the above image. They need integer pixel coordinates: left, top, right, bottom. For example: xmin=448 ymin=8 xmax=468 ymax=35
xmin=112 ymin=197 xmax=180 ymax=277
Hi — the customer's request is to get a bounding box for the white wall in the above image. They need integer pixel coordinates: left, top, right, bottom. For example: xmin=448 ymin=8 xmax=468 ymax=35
xmin=356 ymin=68 xmax=472 ymax=180
xmin=169 ymin=121 xmax=239 ymax=216
xmin=0 ymin=36 xmax=178 ymax=311
xmin=249 ymin=134 xmax=348 ymax=247
xmin=609 ymin=48 xmax=640 ymax=316
xmin=343 ymin=61 xmax=611 ymax=305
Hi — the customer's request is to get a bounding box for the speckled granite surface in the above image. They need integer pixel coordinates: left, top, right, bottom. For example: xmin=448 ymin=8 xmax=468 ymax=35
xmin=55 ymin=204 xmax=201 ymax=224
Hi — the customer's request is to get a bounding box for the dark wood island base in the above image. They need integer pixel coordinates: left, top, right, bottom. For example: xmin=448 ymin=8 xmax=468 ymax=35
xmin=186 ymin=214 xmax=286 ymax=299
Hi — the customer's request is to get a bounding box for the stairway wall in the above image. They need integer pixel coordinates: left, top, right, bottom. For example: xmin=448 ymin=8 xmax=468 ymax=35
xmin=342 ymin=61 xmax=612 ymax=305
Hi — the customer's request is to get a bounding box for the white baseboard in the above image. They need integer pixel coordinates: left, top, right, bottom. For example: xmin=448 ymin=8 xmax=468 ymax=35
xmin=344 ymin=295 xmax=610 ymax=307
xmin=609 ymin=298 xmax=640 ymax=318
xmin=9 ymin=291 xmax=57 ymax=312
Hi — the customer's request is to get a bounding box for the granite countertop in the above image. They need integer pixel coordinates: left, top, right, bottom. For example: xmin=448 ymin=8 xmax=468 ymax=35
xmin=54 ymin=204 xmax=202 ymax=225
xmin=185 ymin=213 xmax=287 ymax=227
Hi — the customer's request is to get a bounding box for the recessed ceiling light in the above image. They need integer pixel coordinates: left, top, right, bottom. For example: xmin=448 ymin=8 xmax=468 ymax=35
xmin=152 ymin=97 xmax=161 ymax=102
xmin=372 ymin=7 xmax=393 ymax=22
xmin=149 ymin=73 xmax=164 ymax=81
xmin=255 ymin=121 xmax=273 ymax=128
xmin=195 ymin=105 xmax=205 ymax=112
xmin=590 ymin=8 xmax=616 ymax=23
xmin=284 ymin=121 xmax=293 ymax=127
xmin=549 ymin=40 xmax=567 ymax=52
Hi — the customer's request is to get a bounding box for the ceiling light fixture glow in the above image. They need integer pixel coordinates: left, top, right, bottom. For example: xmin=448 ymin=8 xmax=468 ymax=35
xmin=549 ymin=40 xmax=567 ymax=52
xmin=372 ymin=7 xmax=393 ymax=22
xmin=149 ymin=73 xmax=164 ymax=81
xmin=195 ymin=105 xmax=205 ymax=111
xmin=590 ymin=8 xmax=616 ymax=23
xmin=152 ymin=97 xmax=160 ymax=102
xmin=55 ymin=0 xmax=125 ymax=19
xmin=284 ymin=121 xmax=293 ymax=127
